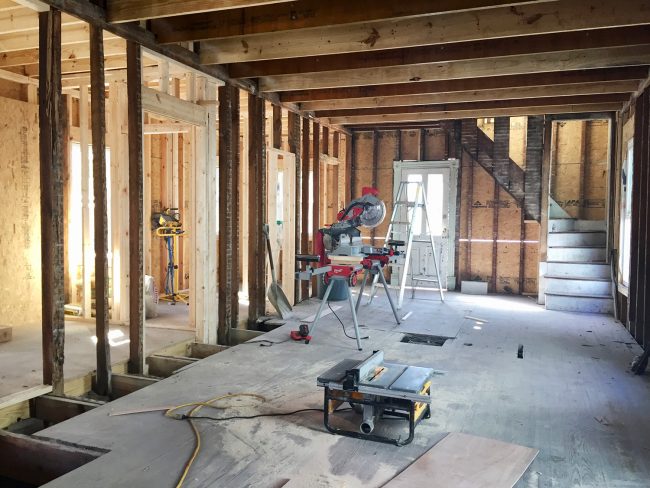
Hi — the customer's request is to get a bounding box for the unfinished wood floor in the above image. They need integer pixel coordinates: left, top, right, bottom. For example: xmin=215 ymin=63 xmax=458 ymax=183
xmin=37 ymin=291 xmax=650 ymax=487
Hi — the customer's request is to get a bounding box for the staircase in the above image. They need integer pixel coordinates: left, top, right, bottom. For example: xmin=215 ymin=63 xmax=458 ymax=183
xmin=543 ymin=218 xmax=613 ymax=314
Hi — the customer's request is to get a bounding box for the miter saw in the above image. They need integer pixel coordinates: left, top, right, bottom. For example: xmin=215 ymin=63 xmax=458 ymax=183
xmin=294 ymin=188 xmax=402 ymax=348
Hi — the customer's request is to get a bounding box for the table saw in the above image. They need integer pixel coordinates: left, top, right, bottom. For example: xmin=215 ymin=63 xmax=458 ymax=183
xmin=317 ymin=350 xmax=434 ymax=446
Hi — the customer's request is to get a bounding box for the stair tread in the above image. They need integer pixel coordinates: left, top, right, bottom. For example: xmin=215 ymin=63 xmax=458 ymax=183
xmin=548 ymin=245 xmax=606 ymax=249
xmin=548 ymin=230 xmax=606 ymax=234
xmin=544 ymin=275 xmax=611 ymax=282
xmin=545 ymin=291 xmax=613 ymax=299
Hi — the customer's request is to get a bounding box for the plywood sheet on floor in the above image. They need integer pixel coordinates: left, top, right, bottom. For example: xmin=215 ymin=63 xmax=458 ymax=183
xmin=384 ymin=432 xmax=537 ymax=488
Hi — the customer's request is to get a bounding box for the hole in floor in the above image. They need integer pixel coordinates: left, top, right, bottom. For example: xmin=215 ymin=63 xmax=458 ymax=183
xmin=400 ymin=333 xmax=451 ymax=346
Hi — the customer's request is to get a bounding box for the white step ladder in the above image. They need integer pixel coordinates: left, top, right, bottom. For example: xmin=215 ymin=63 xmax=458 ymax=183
xmin=369 ymin=181 xmax=444 ymax=308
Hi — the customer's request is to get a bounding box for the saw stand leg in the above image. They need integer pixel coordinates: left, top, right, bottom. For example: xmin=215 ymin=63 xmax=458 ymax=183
xmin=357 ymin=266 xmax=400 ymax=325
xmin=308 ymin=277 xmax=363 ymax=351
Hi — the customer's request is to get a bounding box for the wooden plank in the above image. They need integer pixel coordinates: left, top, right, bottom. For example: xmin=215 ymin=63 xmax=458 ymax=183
xmin=0 ymin=10 xmax=81 ymax=36
xmin=143 ymin=122 xmax=191 ymax=134
xmin=107 ymin=0 xmax=295 ymax=22
xmin=316 ymin=94 xmax=629 ymax=118
xmin=0 ymin=385 xmax=53 ymax=410
xmin=0 ymin=430 xmax=103 ymax=486
xmin=153 ymin=0 xmax=551 ymax=44
xmin=218 ymin=83 xmax=241 ymax=344
xmin=272 ymin=104 xmax=282 ymax=149
xmin=90 ymin=23 xmax=112 ymax=397
xmin=186 ymin=342 xmax=229 ymax=359
xmin=384 ymin=432 xmax=538 ymax=487
xmin=127 ymin=40 xmax=145 ymax=374
xmin=13 ymin=0 xmax=48 ymax=12
xmin=288 ymin=110 xmax=302 ymax=304
xmin=142 ymin=86 xmax=207 ymax=126
xmin=260 ymin=46 xmax=650 ymax=92
xmin=248 ymin=94 xmax=267 ymax=325
xmin=311 ymin=121 xmax=320 ymax=297
xmin=280 ymin=67 xmax=649 ymax=103
xmin=39 ymin=8 xmax=65 ymax=396
xmin=230 ymin=26 xmax=650 ymax=78
xmin=299 ymin=81 xmax=640 ymax=112
xmin=31 ymin=395 xmax=100 ymax=425
xmin=200 ymin=0 xmax=650 ymax=64
xmin=146 ymin=354 xmax=198 ymax=378
xmin=300 ymin=117 xmax=310 ymax=300
xmin=111 ymin=373 xmax=158 ymax=398
xmin=326 ymin=104 xmax=623 ymax=125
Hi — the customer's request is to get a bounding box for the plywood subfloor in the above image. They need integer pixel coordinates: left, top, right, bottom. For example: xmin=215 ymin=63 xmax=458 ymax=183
xmin=37 ymin=291 xmax=650 ymax=487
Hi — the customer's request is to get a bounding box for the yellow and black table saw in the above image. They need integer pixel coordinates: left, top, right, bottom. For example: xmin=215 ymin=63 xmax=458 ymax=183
xmin=317 ymin=350 xmax=434 ymax=446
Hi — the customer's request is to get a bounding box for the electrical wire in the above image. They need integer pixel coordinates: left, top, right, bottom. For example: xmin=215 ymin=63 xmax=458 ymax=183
xmin=327 ymin=301 xmax=369 ymax=340
xmin=180 ymin=407 xmax=352 ymax=422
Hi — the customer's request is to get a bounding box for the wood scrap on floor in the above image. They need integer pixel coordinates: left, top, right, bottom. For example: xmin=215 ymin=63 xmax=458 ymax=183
xmin=0 ymin=325 xmax=12 ymax=343
xmin=383 ymin=432 xmax=538 ymax=488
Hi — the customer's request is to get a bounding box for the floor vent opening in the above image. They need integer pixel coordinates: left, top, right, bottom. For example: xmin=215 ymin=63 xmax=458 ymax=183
xmin=400 ymin=333 xmax=450 ymax=346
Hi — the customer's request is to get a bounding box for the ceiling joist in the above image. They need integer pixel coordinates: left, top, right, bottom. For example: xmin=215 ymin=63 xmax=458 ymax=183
xmin=151 ymin=0 xmax=552 ymax=44
xmin=299 ymin=81 xmax=641 ymax=111
xmin=200 ymin=0 xmax=650 ymax=64
xmin=260 ymin=45 xmax=650 ymax=92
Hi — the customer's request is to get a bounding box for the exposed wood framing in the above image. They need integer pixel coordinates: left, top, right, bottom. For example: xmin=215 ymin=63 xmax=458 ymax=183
xmin=346 ymin=133 xmax=353 ymax=203
xmin=153 ymin=0 xmax=548 ymax=43
xmin=142 ymin=86 xmax=207 ymax=125
xmin=311 ymin=121 xmax=320 ymax=297
xmin=39 ymin=8 xmax=65 ymax=395
xmin=90 ymin=23 xmax=112 ymax=396
xmin=272 ymin=104 xmax=282 ymax=149
xmin=220 ymin=0 xmax=650 ymax=65
xmin=0 ymin=430 xmax=103 ymax=486
xmin=248 ymin=94 xmax=267 ymax=325
xmin=79 ymin=85 xmax=92 ymax=319
xmin=280 ymin=67 xmax=649 ymax=103
xmin=231 ymin=26 xmax=650 ymax=79
xmin=288 ymin=110 xmax=302 ymax=304
xmin=127 ymin=40 xmax=145 ymax=374
xmin=218 ymin=83 xmax=241 ymax=344
xmin=300 ymin=117 xmax=310 ymax=299
xmin=371 ymin=130 xmax=379 ymax=242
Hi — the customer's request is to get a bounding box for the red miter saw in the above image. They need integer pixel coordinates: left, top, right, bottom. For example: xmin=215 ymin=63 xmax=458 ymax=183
xmin=293 ymin=188 xmax=401 ymax=348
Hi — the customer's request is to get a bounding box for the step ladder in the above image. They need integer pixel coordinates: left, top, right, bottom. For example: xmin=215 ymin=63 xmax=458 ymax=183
xmin=369 ymin=181 xmax=444 ymax=308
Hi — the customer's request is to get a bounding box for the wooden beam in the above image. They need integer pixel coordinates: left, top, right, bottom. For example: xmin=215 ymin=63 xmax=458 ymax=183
xmin=280 ymin=67 xmax=649 ymax=102
xmin=229 ymin=26 xmax=650 ymax=78
xmin=107 ymin=0 xmax=295 ymax=23
xmin=288 ymin=110 xmax=302 ymax=304
xmin=272 ymin=104 xmax=282 ymax=149
xmin=218 ymin=83 xmax=240 ymax=344
xmin=142 ymin=85 xmax=207 ymax=125
xmin=200 ymin=0 xmax=650 ymax=64
xmin=260 ymin=45 xmax=650 ymax=92
xmin=111 ymin=373 xmax=158 ymax=398
xmin=90 ymin=23 xmax=112 ymax=397
xmin=311 ymin=121 xmax=320 ymax=297
xmin=329 ymin=104 xmax=622 ymax=125
xmin=39 ymin=8 xmax=65 ymax=396
xmin=315 ymin=94 xmax=629 ymax=118
xmin=0 ymin=11 xmax=81 ymax=36
xmin=300 ymin=117 xmax=310 ymax=300
xmin=0 ymin=38 xmax=126 ymax=69
xmin=127 ymin=40 xmax=144 ymax=375
xmin=0 ymin=430 xmax=103 ymax=486
xmin=248 ymin=94 xmax=267 ymax=325
xmin=143 ymin=122 xmax=191 ymax=134
xmin=152 ymin=0 xmax=549 ymax=44
xmin=14 ymin=0 xmax=49 ymax=12
xmin=301 ymin=81 xmax=640 ymax=111
xmin=31 ymin=395 xmax=100 ymax=425
xmin=146 ymin=354 xmax=198 ymax=378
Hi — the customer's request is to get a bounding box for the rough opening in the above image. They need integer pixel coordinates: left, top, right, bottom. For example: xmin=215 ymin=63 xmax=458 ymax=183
xmin=400 ymin=333 xmax=450 ymax=346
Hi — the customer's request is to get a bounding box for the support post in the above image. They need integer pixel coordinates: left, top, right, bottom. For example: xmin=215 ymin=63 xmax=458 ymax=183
xmin=39 ymin=8 xmax=65 ymax=395
xmin=371 ymin=130 xmax=379 ymax=243
xmin=272 ymin=104 xmax=282 ymax=150
xmin=301 ymin=117 xmax=311 ymax=300
xmin=90 ymin=23 xmax=111 ymax=396
xmin=218 ymin=84 xmax=240 ymax=344
xmin=347 ymin=133 xmax=354 ymax=203
xmin=127 ymin=40 xmax=144 ymax=374
xmin=288 ymin=111 xmax=302 ymax=304
xmin=311 ymin=121 xmax=320 ymax=297
xmin=248 ymin=94 xmax=266 ymax=326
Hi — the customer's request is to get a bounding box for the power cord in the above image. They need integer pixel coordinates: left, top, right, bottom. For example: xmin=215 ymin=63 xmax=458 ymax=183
xmin=181 ymin=407 xmax=352 ymax=422
xmin=327 ymin=301 xmax=369 ymax=340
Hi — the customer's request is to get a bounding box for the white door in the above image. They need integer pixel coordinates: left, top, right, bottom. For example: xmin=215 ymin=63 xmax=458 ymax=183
xmin=392 ymin=161 xmax=458 ymax=291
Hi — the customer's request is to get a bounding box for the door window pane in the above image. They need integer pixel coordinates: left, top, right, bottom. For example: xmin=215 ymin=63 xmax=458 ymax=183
xmin=619 ymin=138 xmax=633 ymax=287
xmin=427 ymin=173 xmax=444 ymax=235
